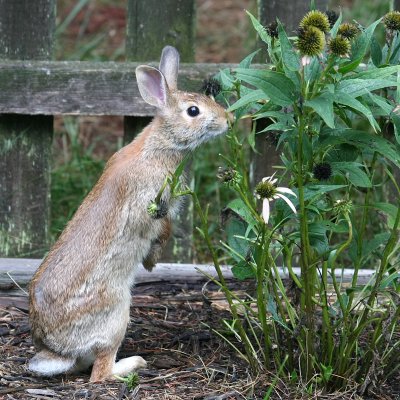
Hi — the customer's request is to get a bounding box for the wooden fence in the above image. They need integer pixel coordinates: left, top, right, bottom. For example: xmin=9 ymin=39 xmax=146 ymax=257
xmin=0 ymin=0 xmax=330 ymax=262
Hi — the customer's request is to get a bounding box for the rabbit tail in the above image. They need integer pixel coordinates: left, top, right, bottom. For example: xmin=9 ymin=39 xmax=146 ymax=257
xmin=28 ymin=349 xmax=76 ymax=376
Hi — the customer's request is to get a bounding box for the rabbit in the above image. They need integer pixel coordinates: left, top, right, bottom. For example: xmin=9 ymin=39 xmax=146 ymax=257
xmin=28 ymin=45 xmax=231 ymax=382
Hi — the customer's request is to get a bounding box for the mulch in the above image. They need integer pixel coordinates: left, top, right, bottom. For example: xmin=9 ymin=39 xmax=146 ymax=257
xmin=1 ymin=280 xmax=399 ymax=400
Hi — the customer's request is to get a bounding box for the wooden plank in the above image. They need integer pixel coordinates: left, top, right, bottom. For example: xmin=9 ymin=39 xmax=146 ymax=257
xmin=0 ymin=257 xmax=379 ymax=309
xmin=0 ymin=0 xmax=56 ymax=258
xmin=0 ymin=257 xmax=378 ymax=289
xmin=0 ymin=61 xmax=234 ymax=116
xmin=125 ymin=0 xmax=196 ymax=263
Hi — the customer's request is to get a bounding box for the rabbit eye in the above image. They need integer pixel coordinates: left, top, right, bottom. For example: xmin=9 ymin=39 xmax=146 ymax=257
xmin=187 ymin=106 xmax=200 ymax=117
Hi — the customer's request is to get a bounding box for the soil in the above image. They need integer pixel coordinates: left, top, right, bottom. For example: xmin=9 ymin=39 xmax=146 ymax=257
xmin=1 ymin=281 xmax=399 ymax=400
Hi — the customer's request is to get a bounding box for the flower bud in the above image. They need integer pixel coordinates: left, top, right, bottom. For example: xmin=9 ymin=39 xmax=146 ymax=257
xmin=300 ymin=10 xmax=330 ymax=33
xmin=297 ymin=26 xmax=325 ymax=57
xmin=337 ymin=23 xmax=359 ymax=39
xmin=383 ymin=11 xmax=400 ymax=32
xmin=328 ymin=35 xmax=350 ymax=57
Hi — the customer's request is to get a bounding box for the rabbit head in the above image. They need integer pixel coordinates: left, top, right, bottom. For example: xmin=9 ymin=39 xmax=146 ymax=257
xmin=136 ymin=46 xmax=231 ymax=151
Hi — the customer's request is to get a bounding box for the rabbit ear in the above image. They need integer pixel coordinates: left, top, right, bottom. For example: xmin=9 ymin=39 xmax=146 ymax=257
xmin=159 ymin=46 xmax=179 ymax=90
xmin=136 ymin=66 xmax=169 ymax=108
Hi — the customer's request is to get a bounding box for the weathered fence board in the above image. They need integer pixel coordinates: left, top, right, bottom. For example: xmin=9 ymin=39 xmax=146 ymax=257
xmin=0 ymin=257 xmax=379 ymax=310
xmin=125 ymin=0 xmax=196 ymax=263
xmin=0 ymin=0 xmax=56 ymax=258
xmin=0 ymin=61 xmax=233 ymax=116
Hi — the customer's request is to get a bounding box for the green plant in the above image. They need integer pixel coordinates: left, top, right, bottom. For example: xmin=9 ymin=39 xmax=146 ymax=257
xmin=161 ymin=7 xmax=400 ymax=396
xmin=50 ymin=117 xmax=108 ymax=239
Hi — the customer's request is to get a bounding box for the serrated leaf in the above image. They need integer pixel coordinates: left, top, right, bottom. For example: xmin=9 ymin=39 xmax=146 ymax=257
xmin=303 ymin=185 xmax=347 ymax=202
xmin=306 ymin=93 xmax=335 ymax=128
xmin=239 ymin=49 xmax=261 ymax=69
xmin=235 ymin=68 xmax=296 ymax=106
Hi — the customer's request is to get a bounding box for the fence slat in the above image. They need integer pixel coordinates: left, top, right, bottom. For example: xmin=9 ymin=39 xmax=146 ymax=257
xmin=0 ymin=61 xmax=229 ymax=116
xmin=0 ymin=0 xmax=56 ymax=257
xmin=125 ymin=0 xmax=196 ymax=263
xmin=253 ymin=0 xmax=329 ymax=184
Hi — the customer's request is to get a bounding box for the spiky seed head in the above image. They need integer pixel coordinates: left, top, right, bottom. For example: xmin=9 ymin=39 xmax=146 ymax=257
xmin=217 ymin=167 xmax=242 ymax=187
xmin=328 ymin=35 xmax=350 ymax=56
xmin=337 ymin=23 xmax=359 ymax=39
xmin=333 ymin=199 xmax=353 ymax=216
xmin=383 ymin=11 xmax=400 ymax=32
xmin=255 ymin=180 xmax=277 ymax=200
xmin=266 ymin=21 xmax=279 ymax=38
xmin=201 ymin=78 xmax=222 ymax=97
xmin=300 ymin=10 xmax=330 ymax=33
xmin=147 ymin=199 xmax=168 ymax=219
xmin=313 ymin=162 xmax=332 ymax=181
xmin=297 ymin=26 xmax=326 ymax=57
xmin=326 ymin=10 xmax=339 ymax=28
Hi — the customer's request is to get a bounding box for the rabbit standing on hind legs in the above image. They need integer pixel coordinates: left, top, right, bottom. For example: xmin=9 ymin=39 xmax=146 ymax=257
xmin=28 ymin=46 xmax=231 ymax=382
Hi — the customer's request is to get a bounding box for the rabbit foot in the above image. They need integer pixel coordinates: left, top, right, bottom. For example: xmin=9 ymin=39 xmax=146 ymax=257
xmin=112 ymin=356 xmax=147 ymax=377
xmin=28 ymin=350 xmax=75 ymax=376
xmin=90 ymin=353 xmax=147 ymax=382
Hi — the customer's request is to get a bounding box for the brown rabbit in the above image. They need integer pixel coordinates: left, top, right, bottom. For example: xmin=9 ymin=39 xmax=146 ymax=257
xmin=28 ymin=46 xmax=230 ymax=382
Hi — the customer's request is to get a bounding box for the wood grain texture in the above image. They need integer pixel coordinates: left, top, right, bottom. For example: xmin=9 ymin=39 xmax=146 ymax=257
xmin=0 ymin=257 xmax=378 ymax=309
xmin=0 ymin=0 xmax=55 ymax=257
xmin=0 ymin=61 xmax=234 ymax=116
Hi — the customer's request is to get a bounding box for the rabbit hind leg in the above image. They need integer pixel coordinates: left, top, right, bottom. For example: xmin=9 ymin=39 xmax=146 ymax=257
xmin=112 ymin=356 xmax=147 ymax=376
xmin=28 ymin=349 xmax=76 ymax=376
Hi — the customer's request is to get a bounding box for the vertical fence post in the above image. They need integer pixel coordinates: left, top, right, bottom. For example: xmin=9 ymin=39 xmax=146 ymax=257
xmin=125 ymin=0 xmax=196 ymax=262
xmin=254 ymin=0 xmax=329 ymax=184
xmin=0 ymin=0 xmax=56 ymax=257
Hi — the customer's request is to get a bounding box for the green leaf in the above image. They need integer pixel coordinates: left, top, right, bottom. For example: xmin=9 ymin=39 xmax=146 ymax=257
xmin=239 ymin=49 xmax=261 ymax=69
xmin=246 ymin=10 xmax=270 ymax=44
xmin=350 ymin=65 xmax=400 ymax=80
xmin=330 ymin=11 xmax=343 ymax=38
xmin=231 ymin=261 xmax=255 ymax=280
xmin=371 ymin=36 xmax=383 ymax=67
xmin=391 ymin=113 xmax=400 ymax=145
xmin=319 ymin=130 xmax=400 ymax=168
xmin=303 ymin=185 xmax=347 ymax=202
xmin=235 ymin=68 xmax=297 ymax=106
xmin=333 ymin=92 xmax=379 ymax=132
xmin=227 ymin=89 xmax=266 ymax=112
xmin=337 ymin=78 xmax=395 ymax=98
xmin=371 ymin=202 xmax=399 ymax=229
xmin=226 ymin=198 xmax=258 ymax=228
xmin=306 ymin=93 xmax=335 ymax=128
xmin=278 ymin=21 xmax=300 ymax=71
xmin=339 ymin=18 xmax=382 ymax=74
xmin=331 ymin=162 xmax=372 ymax=187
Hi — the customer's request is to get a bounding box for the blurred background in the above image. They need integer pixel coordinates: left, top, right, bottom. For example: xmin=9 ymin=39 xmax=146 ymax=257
xmin=51 ymin=0 xmax=394 ymax=261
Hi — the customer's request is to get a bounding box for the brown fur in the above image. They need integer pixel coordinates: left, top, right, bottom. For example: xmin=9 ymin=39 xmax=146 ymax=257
xmin=28 ymin=46 xmax=230 ymax=381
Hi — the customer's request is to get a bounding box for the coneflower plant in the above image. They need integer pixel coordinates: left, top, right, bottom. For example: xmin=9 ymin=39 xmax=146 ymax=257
xmin=163 ymin=7 xmax=400 ymax=398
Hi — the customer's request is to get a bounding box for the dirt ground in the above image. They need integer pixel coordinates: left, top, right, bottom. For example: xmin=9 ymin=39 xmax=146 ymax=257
xmin=1 ymin=283 xmax=399 ymax=400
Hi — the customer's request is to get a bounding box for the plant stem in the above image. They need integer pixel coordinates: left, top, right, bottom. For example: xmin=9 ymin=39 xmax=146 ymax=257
xmin=295 ymin=107 xmax=316 ymax=379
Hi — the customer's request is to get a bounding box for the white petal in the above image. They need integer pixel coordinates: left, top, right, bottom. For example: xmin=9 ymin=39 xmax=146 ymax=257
xmin=262 ymin=199 xmax=270 ymax=223
xmin=277 ymin=187 xmax=297 ymax=197
xmin=276 ymin=193 xmax=297 ymax=214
